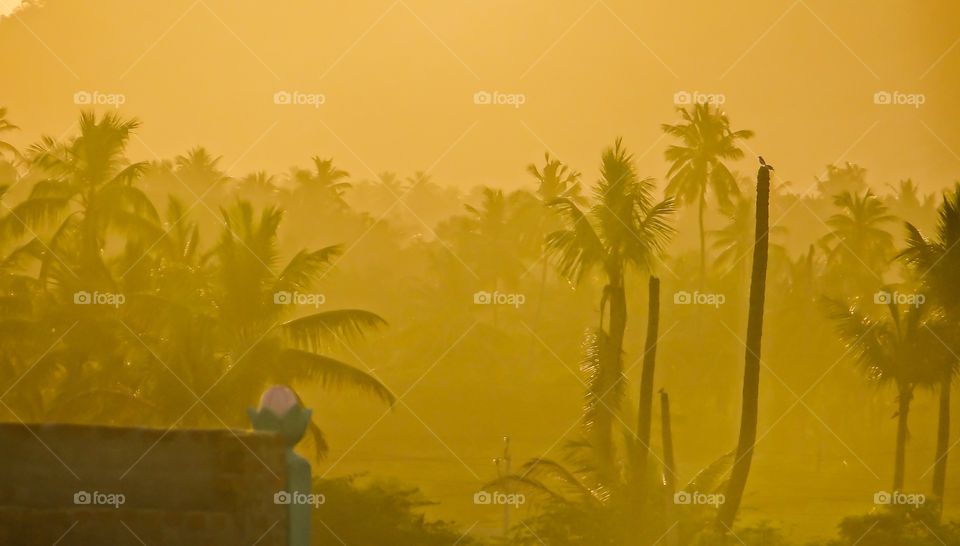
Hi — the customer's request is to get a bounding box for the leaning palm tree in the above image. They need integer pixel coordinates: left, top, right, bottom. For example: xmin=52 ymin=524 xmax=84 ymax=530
xmin=898 ymin=184 xmax=960 ymax=508
xmin=824 ymin=297 xmax=948 ymax=493
xmin=662 ymin=104 xmax=753 ymax=281
xmin=547 ymin=138 xmax=674 ymax=480
xmin=718 ymin=158 xmax=772 ymax=531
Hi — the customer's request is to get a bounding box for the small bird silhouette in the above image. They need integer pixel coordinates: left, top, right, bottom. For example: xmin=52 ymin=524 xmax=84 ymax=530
xmin=759 ymin=156 xmax=774 ymax=170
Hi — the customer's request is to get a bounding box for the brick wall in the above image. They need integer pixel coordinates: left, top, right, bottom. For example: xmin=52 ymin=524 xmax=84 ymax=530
xmin=0 ymin=423 xmax=288 ymax=545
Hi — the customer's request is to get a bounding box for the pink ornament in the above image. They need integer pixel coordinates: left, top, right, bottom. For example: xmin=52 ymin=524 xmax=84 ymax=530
xmin=258 ymin=385 xmax=299 ymax=416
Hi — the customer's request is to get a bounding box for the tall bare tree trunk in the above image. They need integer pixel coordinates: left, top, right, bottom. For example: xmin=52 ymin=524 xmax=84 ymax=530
xmin=893 ymin=385 xmax=912 ymax=492
xmin=634 ymin=277 xmax=660 ymax=538
xmin=698 ymin=195 xmax=706 ymax=285
xmin=636 ymin=276 xmax=661 ymax=474
xmin=661 ymin=389 xmax=678 ymax=546
xmin=660 ymin=390 xmax=676 ymax=493
xmin=933 ymin=373 xmax=950 ymax=514
xmin=717 ymin=162 xmax=771 ymax=530
xmin=598 ymin=275 xmax=627 ymax=483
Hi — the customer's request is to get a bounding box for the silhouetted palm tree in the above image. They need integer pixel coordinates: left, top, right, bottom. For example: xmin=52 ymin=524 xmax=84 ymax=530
xmin=548 ymin=138 xmax=674 ymax=478
xmin=0 ymin=107 xmax=20 ymax=161
xmin=898 ymin=184 xmax=960 ymax=508
xmin=129 ymin=200 xmax=394 ymax=456
xmin=289 ymin=156 xmax=351 ymax=209
xmin=174 ymin=146 xmax=230 ymax=201
xmin=12 ymin=111 xmax=160 ymax=287
xmin=527 ymin=152 xmax=582 ymax=322
xmin=662 ymin=104 xmax=753 ymax=281
xmin=825 ymin=297 xmax=949 ymax=492
xmin=820 ymin=190 xmax=896 ymax=294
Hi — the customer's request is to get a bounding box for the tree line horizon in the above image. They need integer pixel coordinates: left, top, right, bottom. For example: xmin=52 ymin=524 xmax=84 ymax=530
xmin=0 ymin=103 xmax=958 ymax=545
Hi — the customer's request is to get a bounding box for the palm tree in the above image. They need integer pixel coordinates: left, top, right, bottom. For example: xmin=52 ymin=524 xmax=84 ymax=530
xmin=234 ymin=170 xmax=280 ymax=204
xmin=0 ymin=107 xmax=20 ymax=161
xmin=461 ymin=187 xmax=531 ymax=293
xmin=718 ymin=159 xmax=772 ymax=530
xmin=662 ymin=104 xmax=753 ymax=281
xmin=548 ymin=138 xmax=674 ymax=479
xmin=11 ymin=111 xmax=161 ymax=287
xmin=712 ymin=185 xmax=787 ymax=285
xmin=127 ymin=200 xmax=393 ymax=456
xmin=824 ymin=297 xmax=950 ymax=493
xmin=174 ymin=146 xmax=230 ymax=202
xmin=820 ymin=190 xmax=896 ymax=294
xmin=527 ymin=153 xmax=582 ymax=322
xmin=289 ymin=156 xmax=351 ymax=209
xmin=898 ymin=184 xmax=960 ymax=508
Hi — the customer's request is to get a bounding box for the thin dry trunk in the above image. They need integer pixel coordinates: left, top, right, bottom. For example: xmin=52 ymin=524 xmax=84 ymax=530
xmin=893 ymin=385 xmax=912 ymax=492
xmin=636 ymin=276 xmax=661 ymax=474
xmin=717 ymin=163 xmax=770 ymax=530
xmin=933 ymin=373 xmax=951 ymax=513
xmin=661 ymin=389 xmax=679 ymax=546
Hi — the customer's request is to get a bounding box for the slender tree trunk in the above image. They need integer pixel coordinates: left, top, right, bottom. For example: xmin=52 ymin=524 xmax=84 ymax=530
xmin=599 ymin=276 xmax=627 ymax=482
xmin=717 ymin=164 xmax=770 ymax=530
xmin=661 ymin=390 xmax=679 ymax=546
xmin=893 ymin=385 xmax=912 ymax=492
xmin=636 ymin=276 xmax=661 ymax=474
xmin=933 ymin=372 xmax=951 ymax=513
xmin=698 ymin=195 xmax=706 ymax=285
xmin=634 ymin=277 xmax=660 ymax=538
xmin=660 ymin=390 xmax=676 ymax=493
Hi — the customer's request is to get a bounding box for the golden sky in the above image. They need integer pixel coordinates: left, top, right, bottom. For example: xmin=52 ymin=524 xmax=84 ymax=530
xmin=2 ymin=0 xmax=959 ymax=192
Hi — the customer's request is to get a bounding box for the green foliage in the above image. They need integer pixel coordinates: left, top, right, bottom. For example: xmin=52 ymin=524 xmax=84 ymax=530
xmin=313 ymin=475 xmax=477 ymax=546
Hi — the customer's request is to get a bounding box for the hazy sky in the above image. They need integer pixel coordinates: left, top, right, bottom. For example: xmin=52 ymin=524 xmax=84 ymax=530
xmin=2 ymin=0 xmax=959 ymax=192
xmin=0 ymin=1 xmax=22 ymax=16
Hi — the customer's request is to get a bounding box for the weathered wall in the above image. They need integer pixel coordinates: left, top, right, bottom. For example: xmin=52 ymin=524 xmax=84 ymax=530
xmin=0 ymin=423 xmax=288 ymax=545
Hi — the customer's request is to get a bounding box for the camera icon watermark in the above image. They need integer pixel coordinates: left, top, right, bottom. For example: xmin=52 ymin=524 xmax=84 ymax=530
xmin=73 ymin=490 xmax=125 ymax=508
xmin=473 ymin=490 xmax=525 ymax=507
xmin=873 ymin=290 xmax=924 ymax=308
xmin=673 ymin=290 xmax=725 ymax=308
xmin=873 ymin=91 xmax=925 ymax=108
xmin=273 ymin=490 xmax=326 ymax=508
xmin=673 ymin=90 xmax=725 ymax=106
xmin=874 ymin=490 xmax=925 ymax=507
xmin=73 ymin=291 xmax=126 ymax=308
xmin=73 ymin=90 xmax=126 ymax=107
xmin=473 ymin=290 xmax=525 ymax=308
xmin=673 ymin=490 xmax=725 ymax=507
xmin=273 ymin=90 xmax=326 ymax=109
xmin=273 ymin=291 xmax=326 ymax=308
xmin=473 ymin=90 xmax=526 ymax=109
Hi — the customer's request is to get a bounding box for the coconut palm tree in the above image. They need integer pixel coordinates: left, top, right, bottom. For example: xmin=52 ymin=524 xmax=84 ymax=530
xmin=234 ymin=170 xmax=280 ymax=204
xmin=547 ymin=138 xmax=674 ymax=479
xmin=124 ymin=199 xmax=393 ymax=456
xmin=527 ymin=153 xmax=582 ymax=322
xmin=662 ymin=104 xmax=753 ymax=281
xmin=289 ymin=156 xmax=351 ymax=209
xmin=898 ymin=184 xmax=960 ymax=508
xmin=10 ymin=111 xmax=161 ymax=288
xmin=824 ymin=297 xmax=949 ymax=493
xmin=820 ymin=190 xmax=896 ymax=295
xmin=712 ymin=186 xmax=787 ymax=284
xmin=0 ymin=107 xmax=20 ymax=161
xmin=718 ymin=159 xmax=772 ymax=530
